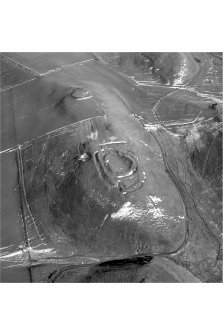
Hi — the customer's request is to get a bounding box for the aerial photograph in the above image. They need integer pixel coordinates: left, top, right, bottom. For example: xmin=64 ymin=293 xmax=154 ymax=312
xmin=0 ymin=52 xmax=222 ymax=283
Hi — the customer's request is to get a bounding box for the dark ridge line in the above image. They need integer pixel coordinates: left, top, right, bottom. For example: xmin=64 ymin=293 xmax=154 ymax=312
xmin=47 ymin=255 xmax=154 ymax=282
xmin=97 ymin=255 xmax=153 ymax=268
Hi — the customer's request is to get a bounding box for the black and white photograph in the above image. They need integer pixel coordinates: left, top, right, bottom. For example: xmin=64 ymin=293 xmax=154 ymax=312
xmin=0 ymin=1 xmax=222 ymax=334
xmin=1 ymin=51 xmax=222 ymax=283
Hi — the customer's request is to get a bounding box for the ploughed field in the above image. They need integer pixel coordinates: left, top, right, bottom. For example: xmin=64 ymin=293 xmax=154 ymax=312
xmin=0 ymin=52 xmax=222 ymax=282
